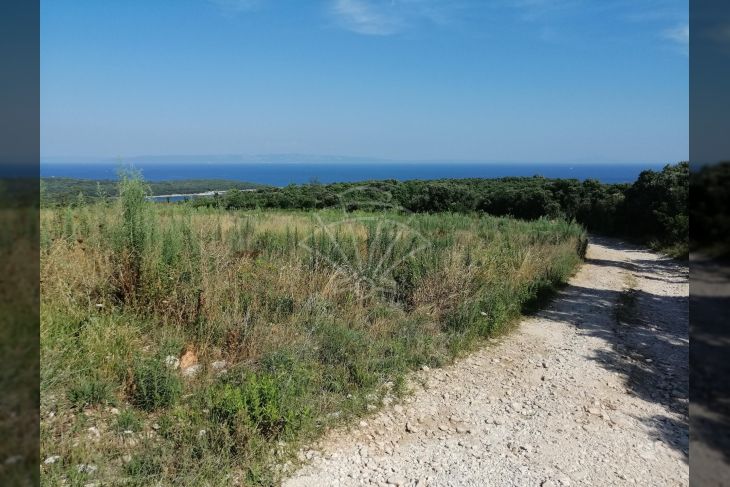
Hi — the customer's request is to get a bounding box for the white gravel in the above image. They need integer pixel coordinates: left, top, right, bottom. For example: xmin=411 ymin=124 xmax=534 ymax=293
xmin=284 ymin=237 xmax=689 ymax=487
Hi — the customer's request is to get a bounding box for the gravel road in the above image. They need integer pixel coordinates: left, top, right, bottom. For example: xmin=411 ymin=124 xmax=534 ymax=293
xmin=284 ymin=237 xmax=689 ymax=487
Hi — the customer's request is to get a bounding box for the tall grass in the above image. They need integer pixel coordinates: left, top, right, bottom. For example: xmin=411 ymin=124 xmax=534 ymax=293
xmin=41 ymin=183 xmax=586 ymax=486
xmin=113 ymin=171 xmax=152 ymax=303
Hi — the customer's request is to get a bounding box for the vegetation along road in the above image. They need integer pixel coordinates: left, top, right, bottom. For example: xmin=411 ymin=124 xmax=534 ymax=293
xmin=285 ymin=237 xmax=689 ymax=487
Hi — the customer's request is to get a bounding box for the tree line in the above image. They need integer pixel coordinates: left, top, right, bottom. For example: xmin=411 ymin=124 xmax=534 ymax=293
xmin=40 ymin=163 xmax=689 ymax=257
xmin=40 ymin=177 xmax=265 ymax=206
xmin=193 ymin=162 xmax=688 ymax=257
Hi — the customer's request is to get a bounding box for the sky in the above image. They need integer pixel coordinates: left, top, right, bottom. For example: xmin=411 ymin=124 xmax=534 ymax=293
xmin=41 ymin=0 xmax=688 ymax=164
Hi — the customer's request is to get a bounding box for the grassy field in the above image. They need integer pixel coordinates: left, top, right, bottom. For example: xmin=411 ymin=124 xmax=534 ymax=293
xmin=41 ymin=176 xmax=586 ymax=486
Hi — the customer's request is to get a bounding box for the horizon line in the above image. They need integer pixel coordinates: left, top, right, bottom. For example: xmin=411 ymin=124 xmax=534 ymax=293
xmin=40 ymin=154 xmax=679 ymax=166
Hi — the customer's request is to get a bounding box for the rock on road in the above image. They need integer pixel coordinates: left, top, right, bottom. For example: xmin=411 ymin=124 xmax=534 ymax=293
xmin=284 ymin=237 xmax=689 ymax=487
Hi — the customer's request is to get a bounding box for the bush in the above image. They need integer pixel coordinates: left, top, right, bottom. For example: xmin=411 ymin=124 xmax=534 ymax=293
xmin=210 ymin=372 xmax=310 ymax=440
xmin=621 ymin=162 xmax=688 ymax=250
xmin=129 ymin=358 xmax=181 ymax=411
xmin=67 ymin=377 xmax=114 ymax=408
xmin=317 ymin=323 xmax=377 ymax=391
xmin=113 ymin=170 xmax=151 ymax=303
xmin=113 ymin=409 xmax=142 ymax=433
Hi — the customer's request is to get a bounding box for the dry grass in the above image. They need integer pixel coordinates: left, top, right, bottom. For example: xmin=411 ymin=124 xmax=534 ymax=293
xmin=40 ymin=190 xmax=586 ymax=486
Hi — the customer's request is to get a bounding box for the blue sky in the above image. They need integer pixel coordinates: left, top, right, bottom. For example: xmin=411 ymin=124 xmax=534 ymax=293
xmin=41 ymin=0 xmax=688 ymax=164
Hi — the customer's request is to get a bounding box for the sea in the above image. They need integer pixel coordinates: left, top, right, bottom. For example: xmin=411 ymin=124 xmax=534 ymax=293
xmin=40 ymin=162 xmax=666 ymax=186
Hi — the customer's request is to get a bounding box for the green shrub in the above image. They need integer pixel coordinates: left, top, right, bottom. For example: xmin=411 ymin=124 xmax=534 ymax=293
xmin=118 ymin=170 xmax=149 ymax=259
xmin=210 ymin=372 xmax=310 ymax=440
xmin=113 ymin=170 xmax=151 ymax=302
xmin=317 ymin=323 xmax=377 ymax=391
xmin=67 ymin=377 xmax=114 ymax=408
xmin=113 ymin=409 xmax=142 ymax=433
xmin=129 ymin=358 xmax=181 ymax=411
xmin=443 ymin=301 xmax=483 ymax=334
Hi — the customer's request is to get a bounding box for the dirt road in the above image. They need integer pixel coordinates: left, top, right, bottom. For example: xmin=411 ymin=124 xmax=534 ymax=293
xmin=284 ymin=237 xmax=689 ymax=487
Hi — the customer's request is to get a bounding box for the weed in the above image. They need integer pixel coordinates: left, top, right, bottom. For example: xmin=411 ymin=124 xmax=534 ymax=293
xmin=129 ymin=358 xmax=181 ymax=412
xmin=112 ymin=169 xmax=151 ymax=303
xmin=113 ymin=409 xmax=142 ymax=433
xmin=616 ymin=275 xmax=639 ymax=326
xmin=317 ymin=322 xmax=377 ymax=391
xmin=210 ymin=372 xmax=311 ymax=440
xmin=67 ymin=377 xmax=114 ymax=408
